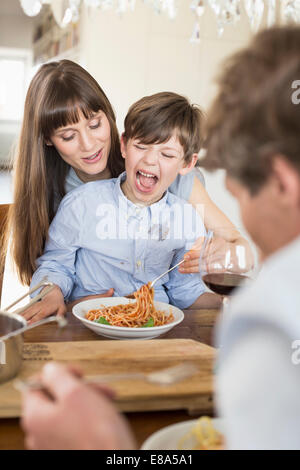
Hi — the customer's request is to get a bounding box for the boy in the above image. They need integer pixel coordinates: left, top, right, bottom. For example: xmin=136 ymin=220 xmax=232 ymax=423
xmin=27 ymin=92 xmax=218 ymax=322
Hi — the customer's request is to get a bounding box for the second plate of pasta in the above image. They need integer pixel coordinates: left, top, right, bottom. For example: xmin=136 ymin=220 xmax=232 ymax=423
xmin=72 ymin=297 xmax=184 ymax=340
xmin=141 ymin=417 xmax=225 ymax=450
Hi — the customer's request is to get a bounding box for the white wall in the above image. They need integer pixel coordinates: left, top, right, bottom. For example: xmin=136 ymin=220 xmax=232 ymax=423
xmin=0 ymin=15 xmax=34 ymax=49
xmin=80 ymin=3 xmax=253 ymax=127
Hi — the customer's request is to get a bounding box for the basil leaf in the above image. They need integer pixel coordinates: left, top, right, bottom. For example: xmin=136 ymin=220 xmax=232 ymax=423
xmin=96 ymin=316 xmax=111 ymax=325
xmin=141 ymin=317 xmax=154 ymax=328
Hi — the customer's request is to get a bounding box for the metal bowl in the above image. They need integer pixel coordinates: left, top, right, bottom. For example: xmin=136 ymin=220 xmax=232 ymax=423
xmin=0 ymin=312 xmax=27 ymax=384
xmin=0 ymin=280 xmax=66 ymax=384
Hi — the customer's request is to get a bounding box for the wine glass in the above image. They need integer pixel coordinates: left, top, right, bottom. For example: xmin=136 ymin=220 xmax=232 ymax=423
xmin=198 ymin=229 xmax=256 ymax=306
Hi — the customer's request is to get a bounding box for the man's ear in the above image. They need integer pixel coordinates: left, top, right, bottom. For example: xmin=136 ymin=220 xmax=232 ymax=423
xmin=120 ymin=134 xmax=127 ymax=160
xmin=179 ymin=153 xmax=198 ymax=176
xmin=272 ymin=155 xmax=300 ymax=208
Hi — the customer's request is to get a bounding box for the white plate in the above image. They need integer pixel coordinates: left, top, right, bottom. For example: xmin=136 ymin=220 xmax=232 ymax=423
xmin=141 ymin=418 xmax=225 ymax=450
xmin=72 ymin=297 xmax=184 ymax=340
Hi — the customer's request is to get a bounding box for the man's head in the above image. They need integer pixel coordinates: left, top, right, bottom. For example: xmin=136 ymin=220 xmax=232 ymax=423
xmin=203 ymin=26 xmax=300 ymax=257
xmin=121 ymin=92 xmax=204 ymax=205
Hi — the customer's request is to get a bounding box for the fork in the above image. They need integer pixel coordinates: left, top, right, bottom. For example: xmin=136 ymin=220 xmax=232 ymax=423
xmin=125 ymin=259 xmax=186 ymax=298
xmin=14 ymin=362 xmax=198 ymax=392
xmin=152 ymin=232 xmax=214 ymax=285
xmin=150 ymin=259 xmax=185 ymax=288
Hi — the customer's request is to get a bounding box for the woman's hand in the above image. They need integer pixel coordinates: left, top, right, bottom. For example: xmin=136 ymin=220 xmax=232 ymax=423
xmin=66 ymin=288 xmax=114 ymax=311
xmin=21 ymin=362 xmax=136 ymax=450
xmin=21 ymin=285 xmax=66 ymax=324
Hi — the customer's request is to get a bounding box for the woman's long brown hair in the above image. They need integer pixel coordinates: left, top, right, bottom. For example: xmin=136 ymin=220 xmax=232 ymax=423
xmin=4 ymin=60 xmax=124 ymax=285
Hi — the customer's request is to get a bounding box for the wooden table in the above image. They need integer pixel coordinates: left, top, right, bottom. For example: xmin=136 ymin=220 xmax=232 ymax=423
xmin=0 ymin=307 xmax=219 ymax=450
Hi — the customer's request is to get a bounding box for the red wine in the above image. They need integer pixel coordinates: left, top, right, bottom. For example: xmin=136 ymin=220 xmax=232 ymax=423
xmin=203 ymin=273 xmax=248 ymax=296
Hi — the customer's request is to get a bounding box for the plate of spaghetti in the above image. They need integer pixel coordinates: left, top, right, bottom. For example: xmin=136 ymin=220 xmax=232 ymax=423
xmin=72 ymin=283 xmax=184 ymax=340
xmin=141 ymin=417 xmax=225 ymax=450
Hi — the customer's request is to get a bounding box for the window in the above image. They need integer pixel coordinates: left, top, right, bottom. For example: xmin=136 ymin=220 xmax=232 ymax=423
xmin=0 ymin=48 xmax=32 ymax=121
xmin=0 ymin=48 xmax=32 ymax=166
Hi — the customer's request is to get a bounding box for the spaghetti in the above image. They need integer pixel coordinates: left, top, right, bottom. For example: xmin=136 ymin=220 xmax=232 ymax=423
xmin=85 ymin=282 xmax=174 ymax=328
xmin=178 ymin=416 xmax=224 ymax=450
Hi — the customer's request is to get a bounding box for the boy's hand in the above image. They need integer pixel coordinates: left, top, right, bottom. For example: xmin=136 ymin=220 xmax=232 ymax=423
xmin=21 ymin=285 xmax=66 ymax=325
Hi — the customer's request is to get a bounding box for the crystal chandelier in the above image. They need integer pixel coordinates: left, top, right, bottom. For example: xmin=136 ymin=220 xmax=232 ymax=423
xmin=20 ymin=0 xmax=300 ymax=39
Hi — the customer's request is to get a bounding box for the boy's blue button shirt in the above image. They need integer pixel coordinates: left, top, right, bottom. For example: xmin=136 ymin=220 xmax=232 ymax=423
xmin=31 ymin=173 xmax=206 ymax=309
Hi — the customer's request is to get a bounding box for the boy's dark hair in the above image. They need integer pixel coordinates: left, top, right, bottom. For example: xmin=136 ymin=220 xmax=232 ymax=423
xmin=202 ymin=25 xmax=300 ymax=195
xmin=123 ymin=92 xmax=205 ymax=164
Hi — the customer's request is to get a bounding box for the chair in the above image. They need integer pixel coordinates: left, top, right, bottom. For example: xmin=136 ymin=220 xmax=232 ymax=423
xmin=0 ymin=204 xmax=11 ymax=306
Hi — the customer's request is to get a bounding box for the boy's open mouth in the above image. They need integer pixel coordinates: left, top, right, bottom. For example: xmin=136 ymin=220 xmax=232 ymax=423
xmin=135 ymin=170 xmax=159 ymax=193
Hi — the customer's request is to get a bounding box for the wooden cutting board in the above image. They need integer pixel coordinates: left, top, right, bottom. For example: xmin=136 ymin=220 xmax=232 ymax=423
xmin=0 ymin=339 xmax=216 ymax=418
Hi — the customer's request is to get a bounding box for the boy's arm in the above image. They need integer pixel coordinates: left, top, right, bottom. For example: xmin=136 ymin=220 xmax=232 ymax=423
xmin=31 ymin=235 xmax=77 ymax=300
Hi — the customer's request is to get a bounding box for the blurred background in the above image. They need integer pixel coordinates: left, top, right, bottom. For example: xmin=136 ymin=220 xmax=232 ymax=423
xmin=0 ymin=0 xmax=294 ymax=306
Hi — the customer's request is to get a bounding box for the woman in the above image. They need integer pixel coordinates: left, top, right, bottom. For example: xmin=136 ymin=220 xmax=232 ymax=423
xmin=5 ymin=60 xmax=249 ymax=318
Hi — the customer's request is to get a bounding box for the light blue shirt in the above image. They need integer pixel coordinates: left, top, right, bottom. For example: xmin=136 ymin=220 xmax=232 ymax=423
xmin=32 ymin=172 xmax=206 ymax=309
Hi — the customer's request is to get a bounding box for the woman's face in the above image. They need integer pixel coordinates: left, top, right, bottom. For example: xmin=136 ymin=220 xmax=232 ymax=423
xmin=49 ymin=110 xmax=111 ymax=176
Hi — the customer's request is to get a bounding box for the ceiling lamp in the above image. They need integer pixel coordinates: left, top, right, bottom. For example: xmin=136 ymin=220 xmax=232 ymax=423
xmin=19 ymin=0 xmax=300 ymax=39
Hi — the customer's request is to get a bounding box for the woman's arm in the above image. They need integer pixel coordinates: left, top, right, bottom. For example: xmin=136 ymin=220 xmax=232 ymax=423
xmin=189 ymin=176 xmax=241 ymax=241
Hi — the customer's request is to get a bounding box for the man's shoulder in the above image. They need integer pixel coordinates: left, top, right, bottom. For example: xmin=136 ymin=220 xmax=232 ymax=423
xmin=266 ymin=235 xmax=300 ymax=274
xmin=232 ymin=236 xmax=300 ymax=307
xmin=252 ymin=236 xmax=300 ymax=300
xmin=217 ymin=236 xmax=300 ymax=349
